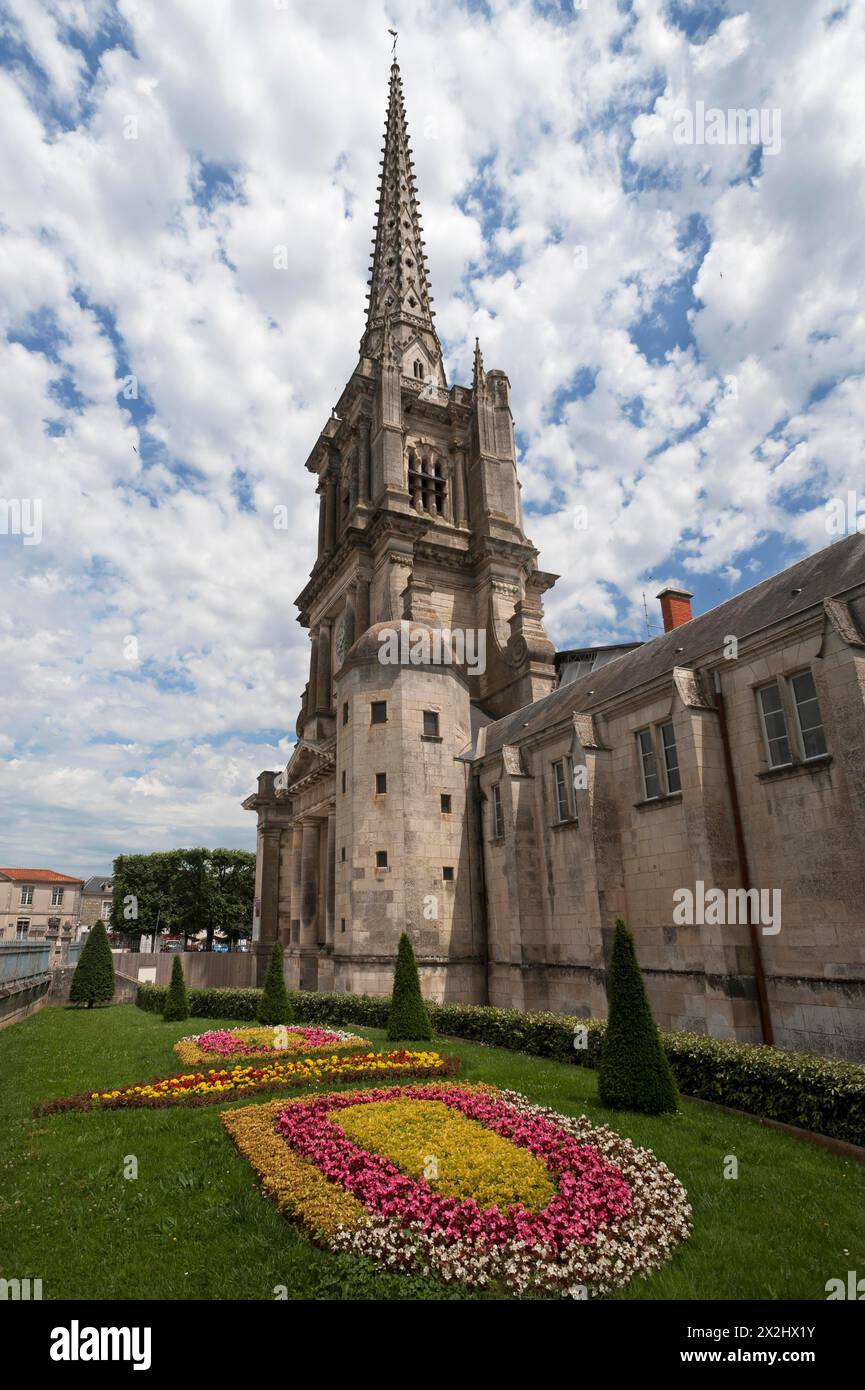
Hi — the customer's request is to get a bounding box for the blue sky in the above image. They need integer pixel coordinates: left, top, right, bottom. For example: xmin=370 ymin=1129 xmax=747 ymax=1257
xmin=0 ymin=0 xmax=863 ymax=874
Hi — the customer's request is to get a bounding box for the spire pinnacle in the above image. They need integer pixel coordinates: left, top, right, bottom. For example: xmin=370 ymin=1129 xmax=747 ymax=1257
xmin=473 ymin=337 xmax=485 ymax=390
xmin=360 ymin=58 xmax=444 ymax=382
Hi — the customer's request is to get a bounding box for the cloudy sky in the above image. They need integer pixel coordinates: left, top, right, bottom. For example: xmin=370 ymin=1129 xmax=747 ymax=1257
xmin=0 ymin=0 xmax=862 ymax=876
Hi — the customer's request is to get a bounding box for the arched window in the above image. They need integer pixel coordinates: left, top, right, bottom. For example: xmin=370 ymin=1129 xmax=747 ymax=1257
xmin=413 ymin=359 xmax=424 ymax=380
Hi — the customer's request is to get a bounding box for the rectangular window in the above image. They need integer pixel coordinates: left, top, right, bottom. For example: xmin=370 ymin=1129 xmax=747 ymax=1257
xmin=422 ymin=710 xmax=440 ymax=738
xmin=16 ymin=919 xmax=29 ymax=939
xmin=371 ymin=701 xmax=387 ymax=725
xmin=375 ymin=850 xmax=388 ymax=869
xmin=637 ymin=729 xmax=661 ymax=800
xmin=442 ymin=866 xmax=454 ymax=881
xmin=790 ymin=670 xmax=827 ymax=760
xmin=553 ymin=758 xmax=572 ymax=822
xmin=440 ymin=793 xmax=452 ymax=813
xmin=341 ymin=846 xmax=346 ymax=862
xmin=758 ymin=682 xmax=792 ymax=767
xmin=375 ymin=772 xmax=387 ymax=794
xmin=340 ymin=919 xmax=346 ymax=934
xmin=659 ymin=721 xmax=681 ymax=794
xmin=491 ymin=783 xmax=504 ymax=839
xmin=341 ymin=770 xmax=346 ymax=793
xmin=342 ymin=701 xmax=349 ymax=726
xmin=20 ymin=885 xmax=33 ymax=906
xmin=101 ymin=901 xmax=112 ymax=920
xmin=51 ymin=887 xmax=64 ymax=907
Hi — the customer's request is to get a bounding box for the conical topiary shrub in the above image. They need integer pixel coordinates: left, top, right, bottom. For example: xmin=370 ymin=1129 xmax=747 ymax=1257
xmin=598 ymin=918 xmax=679 ymax=1114
xmin=163 ymin=954 xmax=189 ymax=1022
xmin=256 ymin=942 xmax=293 ymax=1025
xmin=69 ymin=921 xmax=115 ymax=1008
xmin=386 ymin=932 xmax=432 ymax=1041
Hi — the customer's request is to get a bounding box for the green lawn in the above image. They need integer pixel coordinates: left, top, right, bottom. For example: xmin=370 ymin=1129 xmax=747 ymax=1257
xmin=0 ymin=1003 xmax=862 ymax=1301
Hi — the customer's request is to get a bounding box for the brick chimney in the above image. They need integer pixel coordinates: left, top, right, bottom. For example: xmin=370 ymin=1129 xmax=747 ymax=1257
xmin=657 ymin=586 xmax=694 ymax=633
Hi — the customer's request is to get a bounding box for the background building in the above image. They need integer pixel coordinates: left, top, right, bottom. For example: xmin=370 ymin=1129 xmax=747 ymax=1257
xmin=0 ymin=869 xmax=84 ymax=941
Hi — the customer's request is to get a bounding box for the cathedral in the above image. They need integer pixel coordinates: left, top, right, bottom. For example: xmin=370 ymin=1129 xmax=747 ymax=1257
xmin=245 ymin=60 xmax=865 ymax=1061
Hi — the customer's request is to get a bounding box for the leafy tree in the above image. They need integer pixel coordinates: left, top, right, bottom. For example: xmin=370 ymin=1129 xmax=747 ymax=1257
xmin=256 ymin=942 xmax=293 ymax=1025
xmin=112 ymin=848 xmax=255 ymax=951
xmin=598 ymin=918 xmax=679 ymax=1114
xmin=69 ymin=922 xmax=115 ymax=1008
xmin=163 ymin=955 xmax=189 ymax=1022
xmin=386 ymin=933 xmax=432 ymax=1041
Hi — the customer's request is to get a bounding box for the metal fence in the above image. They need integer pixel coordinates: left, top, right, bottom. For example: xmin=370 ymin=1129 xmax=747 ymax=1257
xmin=0 ymin=940 xmax=52 ymax=987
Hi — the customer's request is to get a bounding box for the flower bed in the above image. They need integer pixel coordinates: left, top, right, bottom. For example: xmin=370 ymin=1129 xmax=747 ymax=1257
xmin=173 ymin=1025 xmax=371 ymax=1067
xmin=137 ymin=982 xmax=865 ymax=1147
xmin=33 ymin=1051 xmax=458 ymax=1115
xmin=223 ymin=1083 xmax=691 ymax=1297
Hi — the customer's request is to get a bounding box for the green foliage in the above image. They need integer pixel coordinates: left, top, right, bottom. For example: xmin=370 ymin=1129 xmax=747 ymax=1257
xmin=162 ymin=955 xmax=189 ymax=1022
xmin=112 ymin=848 xmax=255 ymax=950
xmin=386 ymin=933 xmax=432 ymax=1041
xmin=598 ymin=919 xmax=679 ymax=1115
xmin=256 ymin=943 xmax=293 ymax=1025
xmin=69 ymin=922 xmax=115 ymax=1008
xmin=134 ymin=982 xmax=865 ymax=1146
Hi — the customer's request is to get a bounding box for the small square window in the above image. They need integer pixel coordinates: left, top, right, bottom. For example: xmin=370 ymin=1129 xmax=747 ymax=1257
xmin=342 ymin=701 xmax=349 ymax=726
xmin=422 ymin=710 xmax=439 ymax=737
xmin=375 ymin=772 xmax=387 ymax=794
xmin=440 ymin=793 xmax=452 ymax=813
xmin=341 ymin=770 xmax=346 ymax=793
xmin=371 ymin=701 xmax=387 ymax=725
xmin=376 ymin=850 xmax=388 ymax=869
xmin=442 ymin=865 xmax=454 ymax=881
xmin=341 ymin=846 xmax=346 ymax=862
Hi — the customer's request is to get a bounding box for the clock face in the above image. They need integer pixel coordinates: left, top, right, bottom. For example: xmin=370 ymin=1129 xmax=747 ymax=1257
xmin=335 ymin=617 xmax=347 ymax=667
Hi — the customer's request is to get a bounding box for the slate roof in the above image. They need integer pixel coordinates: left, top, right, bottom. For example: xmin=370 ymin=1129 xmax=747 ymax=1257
xmin=479 ymin=533 xmax=865 ymax=759
xmin=82 ymin=876 xmax=113 ymax=895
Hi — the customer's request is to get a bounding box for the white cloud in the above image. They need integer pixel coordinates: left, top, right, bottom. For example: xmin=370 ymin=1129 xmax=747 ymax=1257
xmin=0 ymin=0 xmax=863 ymax=871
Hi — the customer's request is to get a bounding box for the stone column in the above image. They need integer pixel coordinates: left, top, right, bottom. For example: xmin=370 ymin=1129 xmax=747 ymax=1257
xmin=318 ymin=823 xmax=329 ymax=947
xmin=300 ymin=821 xmax=319 ymax=948
xmin=354 ymin=577 xmax=371 ymax=635
xmin=325 ymin=472 xmax=337 ymax=549
xmin=326 ymin=811 xmax=336 ymax=948
xmin=258 ymin=827 xmax=281 ymax=945
xmin=315 ymin=622 xmax=332 ymax=711
xmin=453 ymin=449 xmax=467 ymax=527
xmin=290 ymin=823 xmax=303 ymax=944
xmin=358 ymin=417 xmax=371 ymax=502
xmin=317 ymin=482 xmax=326 ymax=556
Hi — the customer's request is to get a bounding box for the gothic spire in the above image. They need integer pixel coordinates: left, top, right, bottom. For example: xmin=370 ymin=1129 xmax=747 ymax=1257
xmin=360 ymin=60 xmax=444 ymax=380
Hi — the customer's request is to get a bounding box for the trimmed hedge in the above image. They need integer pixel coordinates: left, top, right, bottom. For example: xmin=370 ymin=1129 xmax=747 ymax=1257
xmin=135 ymin=983 xmax=865 ymax=1146
xmin=257 ymin=943 xmax=293 ymax=1026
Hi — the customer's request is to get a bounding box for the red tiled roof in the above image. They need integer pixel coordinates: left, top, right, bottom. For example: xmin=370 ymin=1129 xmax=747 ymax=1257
xmin=0 ymin=868 xmax=85 ymax=884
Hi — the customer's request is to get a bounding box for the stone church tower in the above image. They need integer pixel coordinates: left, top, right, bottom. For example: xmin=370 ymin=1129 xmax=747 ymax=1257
xmin=245 ymin=59 xmax=558 ymax=999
